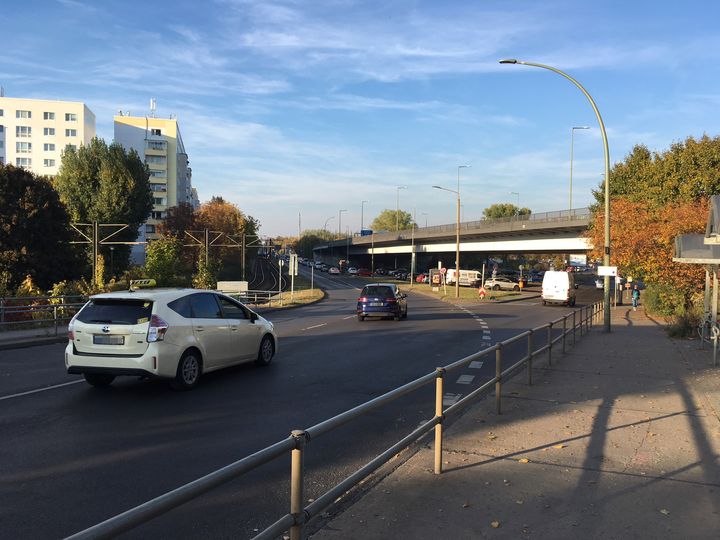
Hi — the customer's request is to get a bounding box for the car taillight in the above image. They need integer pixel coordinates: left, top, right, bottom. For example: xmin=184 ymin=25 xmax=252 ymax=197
xmin=386 ymin=298 xmax=397 ymax=303
xmin=358 ymin=297 xmax=367 ymax=302
xmin=147 ymin=315 xmax=169 ymax=342
xmin=67 ymin=314 xmax=77 ymax=341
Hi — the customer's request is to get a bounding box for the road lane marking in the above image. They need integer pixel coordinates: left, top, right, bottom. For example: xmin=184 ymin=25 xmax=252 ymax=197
xmin=442 ymin=393 xmax=462 ymax=406
xmin=456 ymin=375 xmax=475 ymax=385
xmin=343 ymin=315 xmax=355 ymax=320
xmin=469 ymin=361 xmax=484 ymax=369
xmin=303 ymin=323 xmax=327 ymax=330
xmin=0 ymin=379 xmax=84 ymax=401
xmin=482 ymin=335 xmax=491 ymax=340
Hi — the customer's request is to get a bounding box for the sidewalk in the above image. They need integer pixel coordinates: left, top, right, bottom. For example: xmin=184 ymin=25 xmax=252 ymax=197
xmin=313 ymin=308 xmax=720 ymax=539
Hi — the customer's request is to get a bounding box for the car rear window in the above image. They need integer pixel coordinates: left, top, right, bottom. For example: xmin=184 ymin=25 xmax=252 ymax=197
xmin=77 ymin=299 xmax=153 ymax=325
xmin=362 ymin=286 xmax=394 ymax=297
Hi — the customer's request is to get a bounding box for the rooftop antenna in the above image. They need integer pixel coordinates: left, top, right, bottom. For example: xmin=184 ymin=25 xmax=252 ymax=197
xmin=149 ymin=98 xmax=157 ymax=118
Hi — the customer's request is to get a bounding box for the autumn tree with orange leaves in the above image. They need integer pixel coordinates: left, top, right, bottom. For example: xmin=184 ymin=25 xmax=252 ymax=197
xmin=587 ymin=134 xmax=720 ymax=306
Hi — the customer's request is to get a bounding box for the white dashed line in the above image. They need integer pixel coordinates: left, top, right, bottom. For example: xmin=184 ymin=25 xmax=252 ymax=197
xmin=304 ymin=323 xmax=327 ymax=330
xmin=343 ymin=315 xmax=355 ymax=320
xmin=482 ymin=335 xmax=492 ymax=341
xmin=456 ymin=375 xmax=475 ymax=385
xmin=0 ymin=379 xmax=84 ymax=401
xmin=469 ymin=361 xmax=484 ymax=369
xmin=442 ymin=393 xmax=462 ymax=406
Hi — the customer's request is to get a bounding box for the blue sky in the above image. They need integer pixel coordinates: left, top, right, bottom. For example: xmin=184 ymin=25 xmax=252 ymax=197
xmin=4 ymin=0 xmax=720 ymax=236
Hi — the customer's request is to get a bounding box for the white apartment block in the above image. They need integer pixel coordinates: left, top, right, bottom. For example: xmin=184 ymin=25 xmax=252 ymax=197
xmin=114 ymin=113 xmax=196 ymax=263
xmin=0 ymin=96 xmax=95 ymax=176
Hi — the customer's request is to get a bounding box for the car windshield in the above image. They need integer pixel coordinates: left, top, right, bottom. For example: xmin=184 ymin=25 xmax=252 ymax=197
xmin=362 ymin=286 xmax=394 ymax=297
xmin=77 ymin=299 xmax=153 ymax=325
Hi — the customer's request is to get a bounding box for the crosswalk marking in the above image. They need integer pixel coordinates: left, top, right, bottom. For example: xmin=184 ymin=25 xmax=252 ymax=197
xmin=456 ymin=374 xmax=475 ymax=385
xmin=469 ymin=361 xmax=484 ymax=369
xmin=442 ymin=393 xmax=462 ymax=406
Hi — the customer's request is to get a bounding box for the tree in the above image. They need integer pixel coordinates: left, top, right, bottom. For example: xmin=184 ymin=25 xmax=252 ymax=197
xmin=370 ymin=209 xmax=415 ymax=232
xmin=595 ymin=134 xmax=720 ymax=209
xmin=294 ymin=230 xmax=335 ymax=258
xmin=0 ymin=164 xmax=81 ymax=290
xmin=53 ymin=137 xmax=154 ymax=275
xmin=482 ymin=204 xmax=531 ymax=219
xmin=145 ymin=235 xmax=183 ymax=286
xmin=160 ymin=202 xmax=196 ymax=238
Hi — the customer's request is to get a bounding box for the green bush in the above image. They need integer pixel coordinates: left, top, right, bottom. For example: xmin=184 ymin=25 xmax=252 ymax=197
xmin=643 ymin=283 xmax=686 ymax=317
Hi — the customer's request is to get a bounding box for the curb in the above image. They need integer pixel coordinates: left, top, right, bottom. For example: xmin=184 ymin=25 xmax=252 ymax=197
xmin=0 ymin=335 xmax=66 ymax=351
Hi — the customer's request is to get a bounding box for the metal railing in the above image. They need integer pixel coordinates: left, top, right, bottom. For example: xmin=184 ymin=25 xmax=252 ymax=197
xmin=67 ymin=301 xmax=604 ymax=540
xmin=0 ymin=295 xmax=87 ymax=337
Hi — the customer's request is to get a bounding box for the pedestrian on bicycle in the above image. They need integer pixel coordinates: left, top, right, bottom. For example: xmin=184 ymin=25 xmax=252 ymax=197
xmin=632 ymin=284 xmax=640 ymax=311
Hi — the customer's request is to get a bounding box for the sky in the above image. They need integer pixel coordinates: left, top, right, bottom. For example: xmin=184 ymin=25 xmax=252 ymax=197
xmin=3 ymin=0 xmax=720 ymax=237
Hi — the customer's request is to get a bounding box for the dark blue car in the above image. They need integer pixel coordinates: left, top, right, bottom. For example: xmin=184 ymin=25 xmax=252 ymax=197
xmin=357 ymin=283 xmax=408 ymax=321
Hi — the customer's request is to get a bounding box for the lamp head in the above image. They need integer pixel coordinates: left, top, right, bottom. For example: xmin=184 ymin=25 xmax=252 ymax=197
xmin=499 ymin=59 xmax=518 ymax=64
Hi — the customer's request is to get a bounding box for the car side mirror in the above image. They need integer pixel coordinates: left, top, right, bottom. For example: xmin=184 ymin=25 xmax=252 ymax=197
xmin=400 ymin=293 xmax=407 ymax=299
xmin=249 ymin=312 xmax=258 ymax=323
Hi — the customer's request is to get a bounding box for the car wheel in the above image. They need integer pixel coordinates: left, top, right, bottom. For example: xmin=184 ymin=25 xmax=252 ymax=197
xmin=570 ymin=297 xmax=576 ymax=307
xmin=513 ymin=285 xmax=519 ymax=291
xmin=358 ymin=314 xmax=365 ymax=321
xmin=493 ymin=285 xmax=501 ymax=291
xmin=83 ymin=373 xmax=115 ymax=387
xmin=256 ymin=335 xmax=275 ymax=366
xmin=542 ymin=300 xmax=547 ymax=306
xmin=402 ymin=309 xmax=408 ymax=319
xmin=394 ymin=313 xmax=401 ymax=321
xmin=172 ymin=350 xmax=202 ymax=390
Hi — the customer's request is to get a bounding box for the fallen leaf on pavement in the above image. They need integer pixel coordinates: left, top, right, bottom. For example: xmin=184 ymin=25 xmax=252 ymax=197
xmin=463 ymin=502 xmax=470 ymax=508
xmin=488 ymin=434 xmax=497 ymax=440
xmin=491 ymin=521 xmax=501 ymax=528
xmin=660 ymin=509 xmax=670 ymax=516
xmin=518 ymin=458 xmax=530 ymax=463
xmin=553 ymin=444 xmax=567 ymax=449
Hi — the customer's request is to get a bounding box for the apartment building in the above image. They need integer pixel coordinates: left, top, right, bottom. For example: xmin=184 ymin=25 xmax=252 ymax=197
xmin=113 ymin=113 xmax=196 ymax=262
xmin=0 ymin=96 xmax=96 ymax=176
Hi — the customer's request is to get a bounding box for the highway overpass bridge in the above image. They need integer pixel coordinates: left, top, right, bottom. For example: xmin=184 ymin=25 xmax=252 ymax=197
xmin=313 ymin=207 xmax=593 ymax=270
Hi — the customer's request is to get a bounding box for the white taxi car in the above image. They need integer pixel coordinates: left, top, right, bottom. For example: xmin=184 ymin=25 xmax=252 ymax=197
xmin=65 ymin=287 xmax=277 ymax=390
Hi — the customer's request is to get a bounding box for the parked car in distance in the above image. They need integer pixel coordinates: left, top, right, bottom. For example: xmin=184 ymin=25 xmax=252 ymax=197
xmin=65 ymin=288 xmax=277 ymax=390
xmin=374 ymin=268 xmax=387 ymax=275
xmin=320 ymin=264 xmax=329 ymax=272
xmin=347 ymin=267 xmax=358 ymax=275
xmin=314 ymin=261 xmax=324 ymax=269
xmin=356 ymin=268 xmax=372 ymax=277
xmin=446 ymin=269 xmax=482 ymax=287
xmin=542 ymin=270 xmax=577 ymax=306
xmin=357 ymin=283 xmax=408 ymax=321
xmin=484 ymin=276 xmax=520 ymax=291
xmin=328 ymin=266 xmax=340 ymax=275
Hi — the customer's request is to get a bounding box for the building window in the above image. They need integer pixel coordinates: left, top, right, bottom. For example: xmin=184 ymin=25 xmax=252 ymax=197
xmin=145 ymin=224 xmax=156 ymax=234
xmin=149 ymin=170 xmax=166 ymax=178
xmin=16 ymin=158 xmax=32 ymax=167
xmin=153 ymin=197 xmax=165 ymax=206
xmin=147 ymin=141 xmax=166 ymax=151
xmin=44 ymin=159 xmax=56 ymax=167
xmin=145 ymin=155 xmax=166 ymax=164
xmin=65 ymin=129 xmax=77 ymax=137
xmin=44 ymin=112 xmax=55 ymax=120
xmin=16 ymin=142 xmax=32 ymax=153
xmin=16 ymin=110 xmax=32 ymax=119
xmin=65 ymin=113 xmax=77 ymax=122
xmin=65 ymin=144 xmax=77 ymax=152
xmin=44 ymin=127 xmax=55 ymax=136
xmin=0 ymin=125 xmax=3 ymax=132
xmin=0 ymin=141 xmax=4 ymax=149
xmin=150 ymin=128 xmax=161 ymax=136
xmin=16 ymin=126 xmax=32 ymax=137
xmin=0 ymin=109 xmax=3 ymax=116
xmin=44 ymin=143 xmax=56 ymax=151
xmin=150 ymin=183 xmax=167 ymax=192
xmin=151 ymin=211 xmax=165 ymax=219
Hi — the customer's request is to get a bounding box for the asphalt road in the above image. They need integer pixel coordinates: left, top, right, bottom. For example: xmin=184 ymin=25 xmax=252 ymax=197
xmin=0 ymin=271 xmax=601 ymax=539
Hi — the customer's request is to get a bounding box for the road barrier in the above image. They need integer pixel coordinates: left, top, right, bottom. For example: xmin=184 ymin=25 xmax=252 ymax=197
xmin=67 ymin=301 xmax=604 ymax=540
xmin=0 ymin=295 xmax=86 ymax=337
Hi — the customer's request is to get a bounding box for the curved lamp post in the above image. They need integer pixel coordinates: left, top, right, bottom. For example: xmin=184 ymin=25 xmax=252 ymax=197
xmin=499 ymin=58 xmax=611 ymax=332
xmin=570 ymin=126 xmax=590 ymax=213
xmin=432 ymin=184 xmax=460 ymax=299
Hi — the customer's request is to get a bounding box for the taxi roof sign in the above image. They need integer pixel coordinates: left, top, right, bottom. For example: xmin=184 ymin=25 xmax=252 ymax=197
xmin=130 ymin=278 xmax=157 ymax=290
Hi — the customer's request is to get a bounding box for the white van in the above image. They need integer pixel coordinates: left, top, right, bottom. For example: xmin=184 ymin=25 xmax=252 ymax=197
xmin=541 ymin=270 xmax=576 ymax=306
xmin=445 ymin=269 xmax=482 ymax=287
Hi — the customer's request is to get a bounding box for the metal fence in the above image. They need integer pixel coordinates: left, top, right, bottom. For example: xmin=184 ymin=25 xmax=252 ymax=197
xmin=0 ymin=295 xmax=87 ymax=337
xmin=67 ymin=301 xmax=604 ymax=540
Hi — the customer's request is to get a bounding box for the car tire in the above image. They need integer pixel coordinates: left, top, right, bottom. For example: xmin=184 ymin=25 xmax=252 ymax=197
xmin=256 ymin=335 xmax=275 ymax=366
xmin=513 ymin=285 xmax=519 ymax=291
xmin=542 ymin=300 xmax=547 ymax=306
xmin=83 ymin=373 xmax=115 ymax=387
xmin=171 ymin=350 xmax=202 ymax=390
xmin=402 ymin=310 xmax=408 ymax=319
xmin=570 ymin=297 xmax=576 ymax=307
xmin=493 ymin=285 xmax=500 ymax=291
xmin=394 ymin=314 xmax=401 ymax=321
xmin=358 ymin=314 xmax=365 ymax=322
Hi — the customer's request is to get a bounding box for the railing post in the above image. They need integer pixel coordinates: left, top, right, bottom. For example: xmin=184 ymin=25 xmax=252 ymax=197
xmin=290 ymin=430 xmax=308 ymax=540
xmin=572 ymin=309 xmax=577 ymax=345
xmin=562 ymin=315 xmax=567 ymax=353
xmin=547 ymin=322 xmax=553 ymax=366
xmin=495 ymin=345 xmax=502 ymax=414
xmin=434 ymin=368 xmax=445 ymax=475
xmin=527 ymin=329 xmax=533 ymax=386
xmin=54 ymin=306 xmax=58 ymax=336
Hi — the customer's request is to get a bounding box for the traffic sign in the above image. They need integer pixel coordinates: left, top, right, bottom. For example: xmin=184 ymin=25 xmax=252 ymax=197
xmin=440 ymin=267 xmax=447 ymax=274
xmin=479 ymin=286 xmax=487 ymax=299
xmin=597 ymin=265 xmax=617 ymax=277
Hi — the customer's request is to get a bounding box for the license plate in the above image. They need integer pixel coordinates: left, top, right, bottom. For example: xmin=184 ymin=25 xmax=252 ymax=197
xmin=93 ymin=335 xmax=124 ymax=345
xmin=369 ymin=302 xmax=383 ymax=307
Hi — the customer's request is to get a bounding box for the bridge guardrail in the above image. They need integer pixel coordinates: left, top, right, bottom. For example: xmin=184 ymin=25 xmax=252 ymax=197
xmin=0 ymin=295 xmax=87 ymax=337
xmin=66 ymin=301 xmax=604 ymax=540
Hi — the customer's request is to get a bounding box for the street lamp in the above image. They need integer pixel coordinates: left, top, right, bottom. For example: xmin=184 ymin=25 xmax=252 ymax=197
xmin=510 ymin=191 xmax=520 ymax=218
xmin=396 ymin=186 xmax=407 ymax=231
xmin=338 ymin=209 xmax=347 ymax=237
xmin=500 ymin=58 xmax=611 ymax=332
xmin=432 ymin=184 xmax=461 ymax=299
xmin=421 ymin=212 xmax=429 ymax=228
xmin=570 ymin=126 xmax=590 ymax=214
xmin=361 ymin=200 xmax=368 ymax=231
xmin=323 ymin=216 xmax=334 ymax=233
